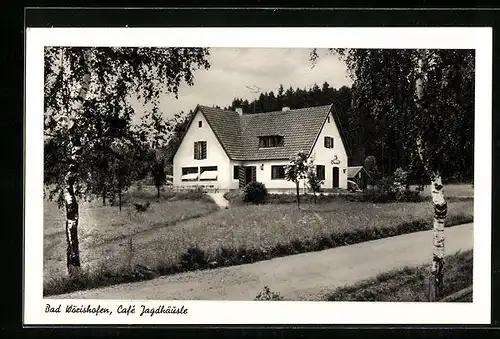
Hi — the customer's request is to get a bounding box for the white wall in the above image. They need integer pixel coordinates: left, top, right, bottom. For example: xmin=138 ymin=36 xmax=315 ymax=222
xmin=173 ymin=110 xmax=231 ymax=189
xmin=228 ymin=159 xmax=308 ymax=192
xmin=228 ymin=111 xmax=348 ymax=192
xmin=174 ymin=109 xmax=348 ymax=191
xmin=308 ymin=110 xmax=348 ymax=189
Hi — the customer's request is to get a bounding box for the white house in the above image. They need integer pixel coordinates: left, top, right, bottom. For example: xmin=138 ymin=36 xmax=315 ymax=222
xmin=173 ymin=104 xmax=349 ymax=192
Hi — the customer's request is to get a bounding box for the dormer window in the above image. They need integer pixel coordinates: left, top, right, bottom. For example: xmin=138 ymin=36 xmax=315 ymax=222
xmin=259 ymin=135 xmax=284 ymax=148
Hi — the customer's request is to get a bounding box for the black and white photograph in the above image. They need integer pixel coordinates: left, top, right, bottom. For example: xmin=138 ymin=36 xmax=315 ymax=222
xmin=24 ymin=26 xmax=491 ymax=325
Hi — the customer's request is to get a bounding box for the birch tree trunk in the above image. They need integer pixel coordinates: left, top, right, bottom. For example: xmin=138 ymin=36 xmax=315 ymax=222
xmin=429 ymin=173 xmax=447 ymax=300
xmin=415 ymin=50 xmax=447 ymax=300
xmin=64 ymin=51 xmax=91 ymax=277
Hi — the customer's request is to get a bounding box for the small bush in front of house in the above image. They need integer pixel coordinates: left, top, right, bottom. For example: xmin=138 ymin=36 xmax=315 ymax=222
xmin=244 ymin=181 xmax=268 ymax=204
xmin=254 ymin=286 xmax=284 ymax=301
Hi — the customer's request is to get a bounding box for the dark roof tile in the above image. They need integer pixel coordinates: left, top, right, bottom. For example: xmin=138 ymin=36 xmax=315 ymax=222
xmin=195 ymin=104 xmax=335 ymax=161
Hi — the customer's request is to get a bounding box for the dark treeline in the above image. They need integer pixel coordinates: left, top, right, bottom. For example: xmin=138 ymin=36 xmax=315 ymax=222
xmin=165 ymin=82 xmax=473 ymax=182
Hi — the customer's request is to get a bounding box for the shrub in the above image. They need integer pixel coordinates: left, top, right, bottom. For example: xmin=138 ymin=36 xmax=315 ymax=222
xmin=223 ymin=189 xmax=246 ymax=205
xmin=244 ymin=181 xmax=268 ymax=204
xmin=254 ymin=286 xmax=284 ymax=301
xmin=307 ymin=167 xmax=323 ymax=204
xmin=179 ymin=246 xmax=208 ymax=271
xmin=396 ymin=188 xmax=422 ymax=202
xmin=359 ymin=175 xmax=422 ymax=203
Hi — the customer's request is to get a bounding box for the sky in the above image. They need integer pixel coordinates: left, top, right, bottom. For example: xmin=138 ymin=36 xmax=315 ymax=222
xmin=130 ymin=48 xmax=352 ymax=124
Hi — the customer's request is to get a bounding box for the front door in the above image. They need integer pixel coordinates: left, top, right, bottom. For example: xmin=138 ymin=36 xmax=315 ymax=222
xmin=245 ymin=166 xmax=256 ymax=186
xmin=332 ymin=167 xmax=339 ymax=188
xmin=239 ymin=166 xmax=257 ymax=188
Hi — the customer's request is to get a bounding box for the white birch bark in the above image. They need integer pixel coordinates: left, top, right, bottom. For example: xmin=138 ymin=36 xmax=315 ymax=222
xmin=415 ymin=50 xmax=447 ymax=300
xmin=64 ymin=49 xmax=92 ymax=277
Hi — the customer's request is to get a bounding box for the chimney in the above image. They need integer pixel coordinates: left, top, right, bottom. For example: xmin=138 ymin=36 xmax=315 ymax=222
xmin=282 ymin=106 xmax=290 ymax=112
xmin=235 ymin=107 xmax=243 ymax=116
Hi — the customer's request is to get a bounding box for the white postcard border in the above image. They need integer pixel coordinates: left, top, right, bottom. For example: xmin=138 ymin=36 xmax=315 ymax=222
xmin=24 ymin=26 xmax=492 ymax=325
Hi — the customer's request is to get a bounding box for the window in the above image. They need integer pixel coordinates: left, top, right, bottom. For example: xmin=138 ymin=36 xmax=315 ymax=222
xmin=327 ymin=116 xmax=330 ymax=123
xmin=259 ymin=135 xmax=284 ymax=148
xmin=198 ymin=121 xmax=202 ymax=128
xmin=233 ymin=165 xmax=240 ymax=180
xmin=324 ymin=136 xmax=334 ymax=149
xmin=181 ymin=167 xmax=199 ymax=181
xmin=200 ymin=166 xmax=217 ymax=181
xmin=194 ymin=141 xmax=207 ymax=159
xmin=316 ymin=165 xmax=325 ymax=180
xmin=271 ymin=165 xmax=286 ymax=179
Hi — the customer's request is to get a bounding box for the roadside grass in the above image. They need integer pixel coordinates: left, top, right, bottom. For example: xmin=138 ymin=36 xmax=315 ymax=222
xmin=43 ymin=188 xmax=219 ymax=285
xmin=44 ymin=199 xmax=473 ymax=296
xmin=325 ymin=249 xmax=473 ymax=302
xmin=224 ymin=183 xmax=474 ymax=205
xmin=124 ymin=185 xmax=214 ymax=204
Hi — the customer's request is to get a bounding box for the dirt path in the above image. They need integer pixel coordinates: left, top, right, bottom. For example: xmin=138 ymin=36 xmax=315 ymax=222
xmin=51 ymin=223 xmax=473 ymax=301
xmin=207 ymin=193 xmax=229 ymax=209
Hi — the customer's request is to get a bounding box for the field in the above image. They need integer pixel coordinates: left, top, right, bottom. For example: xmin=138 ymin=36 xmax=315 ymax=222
xmin=325 ymin=249 xmax=473 ymax=302
xmin=412 ymin=183 xmax=474 ymax=198
xmin=43 ymin=187 xmax=219 ymax=284
xmin=116 ymin=199 xmax=473 ymax=268
xmin=44 ymin=185 xmax=473 ymax=295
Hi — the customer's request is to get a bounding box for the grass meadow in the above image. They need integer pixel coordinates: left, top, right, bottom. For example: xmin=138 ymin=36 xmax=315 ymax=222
xmin=43 ymin=186 xmax=219 ymax=285
xmin=43 ymin=183 xmax=474 ymax=295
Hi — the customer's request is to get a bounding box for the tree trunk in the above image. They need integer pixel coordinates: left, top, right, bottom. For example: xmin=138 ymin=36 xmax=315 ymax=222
xmin=64 ymin=142 xmax=81 ymax=277
xmin=102 ymin=185 xmax=106 ymax=206
xmin=64 ymin=50 xmax=91 ymax=277
xmin=157 ymin=185 xmax=160 ymax=201
xmin=415 ymin=49 xmax=447 ymax=301
xmin=295 ymin=180 xmax=300 ymax=208
xmin=429 ymin=173 xmax=447 ymax=300
xmin=118 ymin=188 xmax=122 ymax=211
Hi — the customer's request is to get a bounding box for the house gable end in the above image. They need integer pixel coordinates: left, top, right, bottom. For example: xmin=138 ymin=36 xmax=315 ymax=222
xmin=173 ymin=105 xmax=232 ymax=162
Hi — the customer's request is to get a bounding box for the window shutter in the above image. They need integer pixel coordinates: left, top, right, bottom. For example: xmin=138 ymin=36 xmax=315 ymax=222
xmin=238 ymin=166 xmax=246 ymax=188
xmin=251 ymin=167 xmax=257 ymax=182
xmin=324 ymin=137 xmax=327 ymax=148
xmin=194 ymin=142 xmax=198 ymax=159
xmin=202 ymin=141 xmax=207 ymax=159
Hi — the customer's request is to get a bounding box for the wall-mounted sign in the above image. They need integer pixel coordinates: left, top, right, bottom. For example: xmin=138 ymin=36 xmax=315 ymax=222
xmin=331 ymin=155 xmax=341 ymax=165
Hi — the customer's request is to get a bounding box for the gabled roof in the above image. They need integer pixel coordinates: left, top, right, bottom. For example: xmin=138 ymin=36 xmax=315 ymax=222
xmin=347 ymin=166 xmax=371 ymax=179
xmin=179 ymin=104 xmax=345 ymax=161
xmin=239 ymin=105 xmax=333 ymax=160
xmin=197 ymin=105 xmax=243 ymax=160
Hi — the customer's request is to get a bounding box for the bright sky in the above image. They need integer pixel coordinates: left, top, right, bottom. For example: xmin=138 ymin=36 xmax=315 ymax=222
xmin=130 ymin=48 xmax=352 ymax=124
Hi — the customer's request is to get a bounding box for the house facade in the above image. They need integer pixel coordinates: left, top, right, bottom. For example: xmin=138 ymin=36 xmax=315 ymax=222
xmin=173 ymin=104 xmax=349 ymax=192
